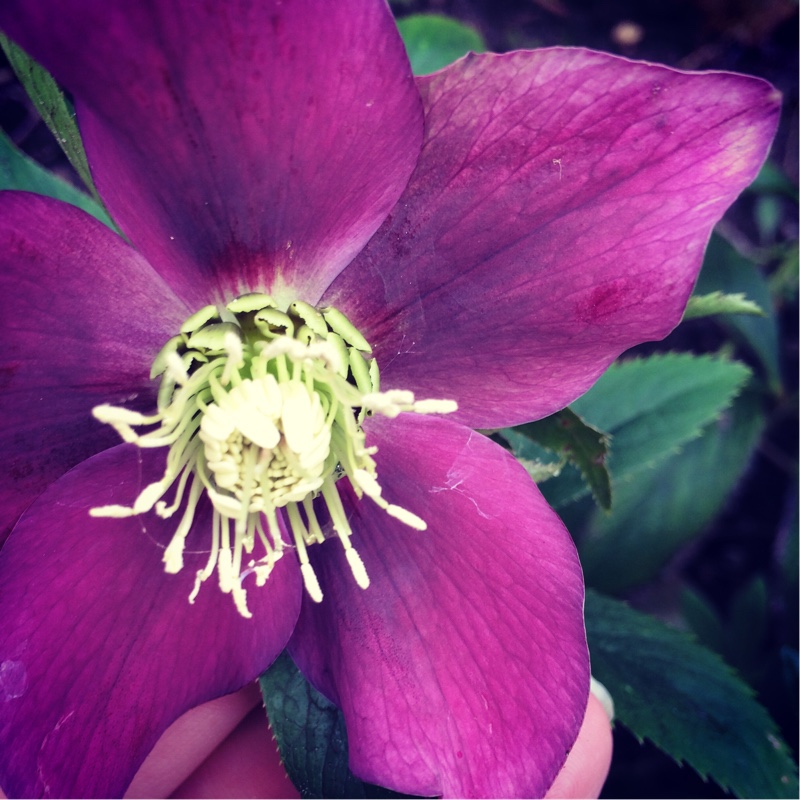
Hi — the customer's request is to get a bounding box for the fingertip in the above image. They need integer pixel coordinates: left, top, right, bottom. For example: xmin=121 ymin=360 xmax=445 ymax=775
xmin=545 ymin=692 xmax=614 ymax=799
xmin=171 ymin=705 xmax=299 ymax=799
xmin=126 ymin=683 xmax=262 ymax=799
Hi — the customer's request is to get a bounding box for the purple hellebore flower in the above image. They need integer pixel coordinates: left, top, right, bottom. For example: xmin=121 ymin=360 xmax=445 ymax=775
xmin=0 ymin=0 xmax=779 ymax=797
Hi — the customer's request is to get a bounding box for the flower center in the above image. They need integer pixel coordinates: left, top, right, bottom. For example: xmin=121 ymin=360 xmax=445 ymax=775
xmin=91 ymin=294 xmax=456 ymax=617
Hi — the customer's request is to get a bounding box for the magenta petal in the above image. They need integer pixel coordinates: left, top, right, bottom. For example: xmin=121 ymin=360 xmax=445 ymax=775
xmin=0 ymin=0 xmax=423 ymax=307
xmin=0 ymin=192 xmax=190 ymax=542
xmin=324 ymin=50 xmax=780 ymax=427
xmin=289 ymin=415 xmax=588 ymax=798
xmin=0 ymin=445 xmax=302 ymax=798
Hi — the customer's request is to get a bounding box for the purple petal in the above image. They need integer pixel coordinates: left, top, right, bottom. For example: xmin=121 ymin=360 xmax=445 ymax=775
xmin=324 ymin=50 xmax=780 ymax=428
xmin=0 ymin=192 xmax=189 ymax=543
xmin=289 ymin=414 xmax=588 ymax=798
xmin=0 ymin=0 xmax=423 ymax=307
xmin=0 ymin=445 xmax=302 ymax=798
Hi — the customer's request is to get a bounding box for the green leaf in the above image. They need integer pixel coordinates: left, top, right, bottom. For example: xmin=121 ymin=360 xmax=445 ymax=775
xmin=397 ymin=14 xmax=486 ymax=76
xmin=754 ymin=194 xmax=784 ymax=242
xmin=726 ymin=577 xmax=769 ymax=683
xmin=0 ymin=128 xmax=114 ymax=228
xmin=260 ymin=652 xmax=413 ymax=799
xmin=540 ymin=353 xmax=751 ymax=509
xmin=694 ymin=234 xmax=781 ymax=392
xmin=586 ymin=590 xmax=799 ymax=798
xmin=684 ymin=578 xmax=770 ymax=687
xmin=503 ymin=409 xmax=611 ymax=509
xmin=683 ymin=291 xmax=765 ymax=320
xmin=768 ymin=243 xmax=799 ymax=303
xmin=747 ymin=160 xmax=799 ymax=201
xmin=0 ymin=33 xmax=100 ymax=201
xmin=579 ymin=385 xmax=766 ymax=593
xmin=681 ymin=587 xmax=727 ymax=655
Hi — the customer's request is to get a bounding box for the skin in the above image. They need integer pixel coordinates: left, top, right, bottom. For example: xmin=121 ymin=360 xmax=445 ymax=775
xmin=0 ymin=684 xmax=611 ymax=799
xmin=120 ymin=685 xmax=613 ymax=799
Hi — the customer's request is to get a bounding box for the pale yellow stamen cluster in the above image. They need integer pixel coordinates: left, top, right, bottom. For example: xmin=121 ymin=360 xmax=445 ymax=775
xmin=90 ymin=294 xmax=456 ymax=617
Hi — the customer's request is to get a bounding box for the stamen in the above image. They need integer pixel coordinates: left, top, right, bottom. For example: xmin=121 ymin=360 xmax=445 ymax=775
xmin=165 ymin=351 xmax=189 ymax=385
xmin=413 ymin=399 xmax=459 ymax=415
xmin=91 ymin=294 xmax=455 ymax=615
xmin=162 ymin=477 xmax=205 ymax=573
xmin=386 ymin=504 xmax=427 ymax=530
xmin=300 ymin=563 xmax=323 ymax=603
xmin=345 ymin=547 xmax=370 ymax=590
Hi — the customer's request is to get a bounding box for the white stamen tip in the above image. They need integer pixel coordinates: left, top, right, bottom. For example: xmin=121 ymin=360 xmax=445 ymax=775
xmin=218 ymin=548 xmax=235 ymax=592
xmin=413 ymin=399 xmax=458 ymax=415
xmin=223 ymin=330 xmax=244 ymax=360
xmin=165 ymin=351 xmax=189 ymax=384
xmin=352 ymin=468 xmax=382 ymax=498
xmin=385 ymin=389 xmax=415 ymax=405
xmin=231 ymin=584 xmax=253 ymax=619
xmin=387 ymin=504 xmax=427 ymax=530
xmin=189 ymin=572 xmax=204 ymax=604
xmin=163 ymin=538 xmax=186 ymax=574
xmin=301 ymin=562 xmax=323 ymax=603
xmin=345 ymin=547 xmax=370 ymax=590
xmin=133 ymin=481 xmax=170 ymax=514
xmin=89 ymin=504 xmax=136 ymax=518
xmin=92 ymin=404 xmax=153 ymax=426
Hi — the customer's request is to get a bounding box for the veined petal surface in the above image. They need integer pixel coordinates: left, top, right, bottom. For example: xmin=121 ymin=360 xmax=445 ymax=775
xmin=289 ymin=415 xmax=588 ymax=798
xmin=0 ymin=0 xmax=423 ymax=307
xmin=0 ymin=445 xmax=302 ymax=798
xmin=325 ymin=49 xmax=780 ymax=428
xmin=0 ymin=192 xmax=189 ymax=542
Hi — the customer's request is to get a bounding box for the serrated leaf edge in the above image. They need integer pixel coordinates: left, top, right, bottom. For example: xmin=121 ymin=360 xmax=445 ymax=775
xmin=588 ymin=591 xmax=799 ymax=798
xmin=594 ymin=353 xmax=752 ymax=486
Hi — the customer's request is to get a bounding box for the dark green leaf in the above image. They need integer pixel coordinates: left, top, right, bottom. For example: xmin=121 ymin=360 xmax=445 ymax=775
xmin=680 ymin=587 xmax=726 ymax=655
xmin=397 ymin=13 xmax=486 ymax=75
xmin=541 ymin=353 xmax=751 ymax=509
xmin=682 ymin=579 xmax=770 ymax=685
xmin=504 ymin=409 xmax=611 ymax=509
xmin=768 ymin=243 xmax=799 ymax=303
xmin=754 ymin=194 xmax=783 ymax=242
xmin=260 ymin=652 xmax=414 ymax=799
xmin=683 ymin=291 xmax=765 ymax=320
xmin=0 ymin=33 xmax=99 ymax=199
xmin=694 ymin=234 xmax=781 ymax=392
xmin=780 ymin=503 xmax=798 ymax=644
xmin=726 ymin=577 xmax=769 ymax=683
xmin=586 ymin=590 xmax=799 ymax=798
xmin=580 ymin=386 xmax=766 ymax=593
xmin=747 ymin=161 xmax=799 ymax=201
xmin=0 ymin=128 xmax=114 ymax=228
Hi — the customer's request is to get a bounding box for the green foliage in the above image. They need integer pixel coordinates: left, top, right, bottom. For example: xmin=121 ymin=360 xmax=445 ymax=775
xmin=694 ymin=234 xmax=782 ymax=392
xmin=683 ymin=291 xmax=765 ymax=320
xmin=1 ymin=33 xmax=97 ymax=197
xmin=748 ymin=161 xmax=799 ymax=201
xmin=0 ymin=128 xmax=113 ymax=227
xmin=579 ymin=386 xmax=766 ymax=593
xmin=397 ymin=13 xmax=486 ymax=76
xmin=586 ymin=590 xmax=799 ymax=798
xmin=260 ymin=652 xmax=412 ymax=799
xmin=682 ymin=578 xmax=771 ymax=687
xmin=538 ymin=353 xmax=751 ymax=510
xmin=503 ymin=409 xmax=611 ymax=509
